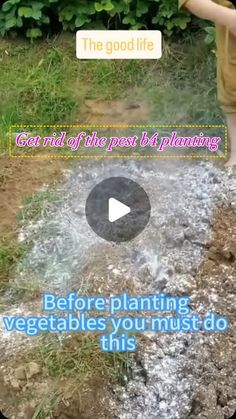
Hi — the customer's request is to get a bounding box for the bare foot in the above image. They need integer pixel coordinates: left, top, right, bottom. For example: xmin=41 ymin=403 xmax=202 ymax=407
xmin=225 ymin=156 xmax=236 ymax=167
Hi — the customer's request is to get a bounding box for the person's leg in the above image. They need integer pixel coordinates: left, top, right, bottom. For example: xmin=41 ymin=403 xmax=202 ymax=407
xmin=225 ymin=113 xmax=236 ymax=166
xmin=215 ymin=25 xmax=236 ymax=167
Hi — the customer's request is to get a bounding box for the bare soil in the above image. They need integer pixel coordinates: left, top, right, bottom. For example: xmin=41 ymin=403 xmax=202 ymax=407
xmin=79 ymin=99 xmax=150 ymax=125
xmin=0 ymin=158 xmax=64 ymax=236
xmin=0 ymin=99 xmax=235 ymax=418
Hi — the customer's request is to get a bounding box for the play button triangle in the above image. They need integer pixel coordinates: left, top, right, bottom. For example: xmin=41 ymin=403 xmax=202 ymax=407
xmin=108 ymin=198 xmax=131 ymax=223
xmin=85 ymin=177 xmax=151 ymax=242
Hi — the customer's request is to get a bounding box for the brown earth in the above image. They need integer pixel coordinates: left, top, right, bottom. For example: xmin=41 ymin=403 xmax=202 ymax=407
xmin=0 ymin=157 xmax=64 ymax=237
xmin=190 ymin=205 xmax=236 ymax=419
xmin=79 ymin=99 xmax=150 ymax=125
xmin=0 ymin=338 xmax=114 ymax=419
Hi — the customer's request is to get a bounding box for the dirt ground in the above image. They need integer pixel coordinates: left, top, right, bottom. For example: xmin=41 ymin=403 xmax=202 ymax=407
xmin=0 ymin=158 xmax=64 ymax=237
xmin=80 ymin=99 xmax=150 ymax=125
xmin=191 ymin=206 xmax=236 ymax=419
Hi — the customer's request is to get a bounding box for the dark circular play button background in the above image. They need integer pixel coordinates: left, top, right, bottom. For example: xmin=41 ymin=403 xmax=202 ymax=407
xmin=85 ymin=177 xmax=151 ymax=242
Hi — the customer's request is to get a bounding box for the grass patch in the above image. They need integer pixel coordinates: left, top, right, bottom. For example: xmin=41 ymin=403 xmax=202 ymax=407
xmin=0 ymin=189 xmax=55 ymax=296
xmin=18 ymin=190 xmax=55 ymax=224
xmin=35 ymin=334 xmax=133 ymax=385
xmin=0 ymin=236 xmax=26 ymax=286
xmin=0 ymin=42 xmax=79 ymax=139
xmin=142 ymin=42 xmax=222 ymax=124
xmin=32 ymin=392 xmax=60 ymax=419
xmin=0 ymin=32 xmax=224 ymax=154
xmin=0 ymin=38 xmax=145 ymax=147
xmin=13 ymin=334 xmax=134 ymax=418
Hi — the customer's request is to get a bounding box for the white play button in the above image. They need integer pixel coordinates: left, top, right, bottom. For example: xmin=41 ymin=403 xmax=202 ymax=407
xmin=108 ymin=198 xmax=131 ymax=223
xmin=85 ymin=177 xmax=151 ymax=242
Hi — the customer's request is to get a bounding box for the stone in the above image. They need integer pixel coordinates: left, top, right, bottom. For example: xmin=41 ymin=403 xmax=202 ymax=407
xmin=25 ymin=362 xmax=41 ymax=379
xmin=155 ymin=276 xmax=167 ymax=290
xmin=15 ymin=366 xmax=26 ymax=381
xmin=164 ymin=227 xmax=185 ymax=247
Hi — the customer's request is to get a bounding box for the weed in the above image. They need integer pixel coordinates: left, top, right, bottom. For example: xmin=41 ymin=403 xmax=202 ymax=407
xmin=35 ymin=334 xmax=134 ymax=385
xmin=32 ymin=391 xmax=60 ymax=419
xmin=18 ymin=190 xmax=55 ymax=224
xmin=0 ymin=237 xmax=26 ymax=284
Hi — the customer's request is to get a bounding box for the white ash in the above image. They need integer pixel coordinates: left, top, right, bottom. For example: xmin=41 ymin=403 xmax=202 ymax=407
xmin=1 ymin=159 xmax=235 ymax=419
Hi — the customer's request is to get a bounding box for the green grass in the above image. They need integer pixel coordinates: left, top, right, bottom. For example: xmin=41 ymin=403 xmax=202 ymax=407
xmin=35 ymin=334 xmax=133 ymax=385
xmin=0 ymin=33 xmax=224 ymax=154
xmin=32 ymin=392 xmax=60 ymax=419
xmin=0 ymin=38 xmax=147 ymax=145
xmin=18 ymin=190 xmax=55 ymax=224
xmin=0 ymin=32 xmax=225 ymax=292
xmin=144 ymin=43 xmax=222 ymax=124
xmin=0 ymin=189 xmax=55 ymax=296
xmin=0 ymin=237 xmax=26 ymax=286
xmin=0 ymin=43 xmax=78 ymax=138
